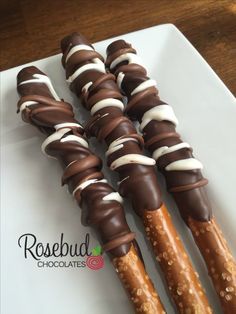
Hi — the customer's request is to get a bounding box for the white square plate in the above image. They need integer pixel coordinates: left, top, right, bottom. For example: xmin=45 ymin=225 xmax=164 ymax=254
xmin=1 ymin=24 xmax=236 ymax=314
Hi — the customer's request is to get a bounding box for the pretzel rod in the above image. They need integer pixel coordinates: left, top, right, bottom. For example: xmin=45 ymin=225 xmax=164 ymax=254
xmin=16 ymin=66 xmax=165 ymax=314
xmin=61 ymin=33 xmax=212 ymax=313
xmin=106 ymin=40 xmax=236 ymax=313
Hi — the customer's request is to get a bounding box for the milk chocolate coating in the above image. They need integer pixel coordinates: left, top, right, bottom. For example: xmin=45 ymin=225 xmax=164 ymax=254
xmin=17 ymin=66 xmax=135 ymax=257
xmin=61 ymin=34 xmax=162 ymax=217
xmin=106 ymin=40 xmax=212 ymax=223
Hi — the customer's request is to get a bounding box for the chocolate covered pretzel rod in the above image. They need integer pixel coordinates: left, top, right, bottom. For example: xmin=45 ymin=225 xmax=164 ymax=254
xmin=17 ymin=66 xmax=165 ymax=314
xmin=106 ymin=40 xmax=236 ymax=313
xmin=61 ymin=33 xmax=212 ymax=313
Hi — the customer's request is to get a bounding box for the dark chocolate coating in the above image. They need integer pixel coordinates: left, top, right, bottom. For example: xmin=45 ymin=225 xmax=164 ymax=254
xmin=106 ymin=40 xmax=212 ymax=223
xmin=60 ymin=33 xmax=162 ymax=217
xmin=17 ymin=66 xmax=136 ymax=257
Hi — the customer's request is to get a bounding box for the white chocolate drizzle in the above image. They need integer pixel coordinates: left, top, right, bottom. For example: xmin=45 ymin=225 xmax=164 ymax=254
xmin=60 ymin=134 xmax=88 ymax=147
xmin=42 ymin=128 xmax=68 ymax=156
xmin=152 ymin=142 xmax=203 ymax=171
xmin=117 ymin=72 xmax=125 ymax=90
xmin=110 ymin=53 xmax=143 ymax=70
xmin=103 ymin=192 xmax=123 ymax=203
xmin=107 ymin=137 xmax=155 ymax=172
xmin=131 ymin=79 xmax=156 ymax=96
xmin=82 ymin=82 xmax=93 ymax=93
xmin=55 ymin=122 xmax=83 ymax=130
xmin=41 ymin=127 xmax=88 ymax=157
xmin=106 ymin=137 xmax=139 ymax=157
xmin=72 ymin=179 xmax=107 ymax=196
xmin=140 ymin=105 xmax=178 ymax=130
xmin=73 ymin=180 xmax=123 ymax=204
xmin=19 ymin=101 xmax=38 ymax=113
xmin=110 ymin=154 xmax=155 ymax=170
xmin=152 ymin=143 xmax=191 ymax=161
xmin=65 ymin=44 xmax=94 ymax=62
xmin=118 ymin=176 xmax=130 ymax=186
xmin=65 ymin=45 xmax=106 ymax=84
xmin=66 ymin=63 xmax=106 ymax=84
xmin=165 ymin=159 xmax=203 ymax=171
xmin=91 ymin=98 xmax=124 ymax=115
xmin=19 ymin=74 xmax=61 ymax=101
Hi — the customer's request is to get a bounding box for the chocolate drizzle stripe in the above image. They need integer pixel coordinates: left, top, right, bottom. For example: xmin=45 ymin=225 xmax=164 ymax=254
xmin=72 ymin=171 xmax=104 ymax=193
xmin=68 ymin=62 xmax=106 ymax=84
xmin=62 ymin=155 xmax=102 ymax=185
xmin=33 ymin=105 xmax=74 ymax=117
xmin=125 ymin=86 xmax=158 ymax=113
xmin=97 ymin=116 xmax=131 ymax=141
xmin=66 ymin=50 xmax=103 ymax=69
xmin=18 ymin=95 xmax=67 ymax=108
xmin=102 ymin=232 xmax=136 ymax=252
xmin=89 ymin=73 xmax=115 ymax=92
xmin=169 ymin=178 xmax=209 ymax=193
xmin=108 ymin=133 xmax=144 ymax=150
xmin=66 ymin=44 xmax=94 ymax=62
xmin=145 ymin=132 xmax=181 ymax=148
xmin=105 ymin=47 xmax=136 ymax=66
xmin=114 ymin=63 xmax=147 ymax=77
xmin=87 ymin=89 xmax=122 ymax=109
xmin=73 ymin=179 xmax=108 ymax=203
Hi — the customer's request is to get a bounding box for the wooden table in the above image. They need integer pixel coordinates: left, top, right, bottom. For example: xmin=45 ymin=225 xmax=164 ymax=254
xmin=1 ymin=0 xmax=235 ymax=95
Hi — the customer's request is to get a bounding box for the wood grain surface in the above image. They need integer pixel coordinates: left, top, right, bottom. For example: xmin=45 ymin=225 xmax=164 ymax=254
xmin=0 ymin=0 xmax=235 ymax=95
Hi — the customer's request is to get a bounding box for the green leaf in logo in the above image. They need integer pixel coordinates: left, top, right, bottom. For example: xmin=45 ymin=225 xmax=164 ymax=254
xmin=92 ymin=245 xmax=102 ymax=256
